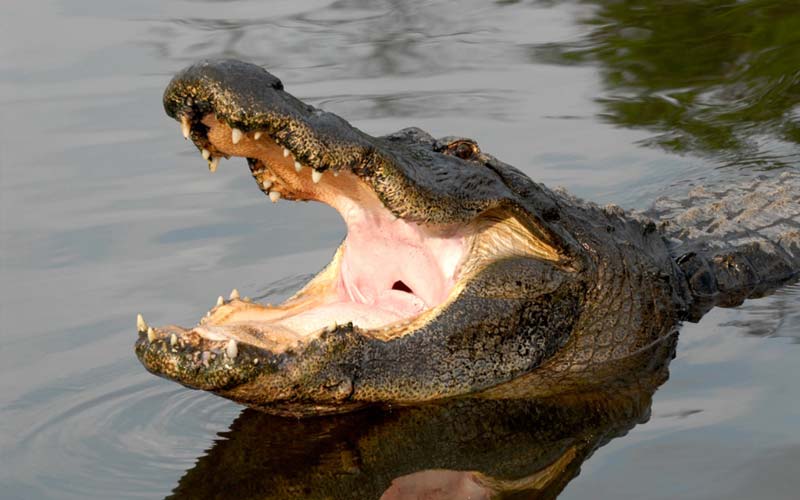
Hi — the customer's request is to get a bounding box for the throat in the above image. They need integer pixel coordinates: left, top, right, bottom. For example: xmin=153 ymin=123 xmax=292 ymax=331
xmin=254 ymin=205 xmax=468 ymax=338
xmin=336 ymin=202 xmax=467 ymax=321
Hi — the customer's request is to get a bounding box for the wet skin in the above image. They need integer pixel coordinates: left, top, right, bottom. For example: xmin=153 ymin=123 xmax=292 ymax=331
xmin=135 ymin=60 xmax=800 ymax=417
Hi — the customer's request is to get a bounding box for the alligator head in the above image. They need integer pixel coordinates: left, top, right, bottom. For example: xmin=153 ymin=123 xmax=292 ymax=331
xmin=136 ymin=59 xmax=680 ymax=416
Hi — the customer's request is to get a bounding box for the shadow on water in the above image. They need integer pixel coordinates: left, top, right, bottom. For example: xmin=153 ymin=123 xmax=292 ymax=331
xmin=167 ymin=334 xmax=677 ymax=499
xmin=529 ymin=0 xmax=800 ymax=168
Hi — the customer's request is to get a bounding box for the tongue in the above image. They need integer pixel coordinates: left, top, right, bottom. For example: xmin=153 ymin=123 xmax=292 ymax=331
xmin=376 ymin=288 xmax=427 ymax=317
xmin=277 ymin=297 xmax=423 ymax=332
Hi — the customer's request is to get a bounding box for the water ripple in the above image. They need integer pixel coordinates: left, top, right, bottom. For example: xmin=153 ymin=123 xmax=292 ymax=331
xmin=5 ymin=370 xmax=240 ymax=499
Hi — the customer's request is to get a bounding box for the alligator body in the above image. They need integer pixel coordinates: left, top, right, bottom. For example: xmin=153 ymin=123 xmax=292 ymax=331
xmin=135 ymin=59 xmax=800 ymax=417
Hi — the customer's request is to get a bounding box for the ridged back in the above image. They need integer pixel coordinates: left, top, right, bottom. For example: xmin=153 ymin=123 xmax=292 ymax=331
xmin=643 ymin=169 xmax=800 ymax=319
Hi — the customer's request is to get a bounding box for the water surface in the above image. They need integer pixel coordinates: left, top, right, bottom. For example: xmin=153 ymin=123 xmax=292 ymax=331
xmin=1 ymin=0 xmax=798 ymax=498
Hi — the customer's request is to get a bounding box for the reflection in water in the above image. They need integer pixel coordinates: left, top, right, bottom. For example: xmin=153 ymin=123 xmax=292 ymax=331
xmin=168 ymin=334 xmax=677 ymax=499
xmin=151 ymin=0 xmax=501 ymax=79
xmin=720 ymin=283 xmax=800 ymax=341
xmin=531 ymin=0 xmax=800 ymax=167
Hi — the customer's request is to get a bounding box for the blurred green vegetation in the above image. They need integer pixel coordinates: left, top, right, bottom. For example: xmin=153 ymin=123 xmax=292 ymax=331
xmin=530 ymin=0 xmax=800 ymax=164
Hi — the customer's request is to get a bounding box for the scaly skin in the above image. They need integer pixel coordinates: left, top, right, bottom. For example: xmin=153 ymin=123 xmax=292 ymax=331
xmin=135 ymin=60 xmax=800 ymax=416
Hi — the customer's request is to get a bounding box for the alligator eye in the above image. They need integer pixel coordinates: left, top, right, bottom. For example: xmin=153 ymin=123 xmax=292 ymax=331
xmin=454 ymin=142 xmax=475 ymax=159
xmin=442 ymin=140 xmax=480 ymax=161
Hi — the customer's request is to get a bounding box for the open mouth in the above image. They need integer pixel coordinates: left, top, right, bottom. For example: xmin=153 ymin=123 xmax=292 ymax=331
xmin=148 ymin=111 xmax=558 ymax=351
xmin=178 ymin=112 xmax=472 ymax=346
xmin=135 ymin=60 xmax=575 ymax=408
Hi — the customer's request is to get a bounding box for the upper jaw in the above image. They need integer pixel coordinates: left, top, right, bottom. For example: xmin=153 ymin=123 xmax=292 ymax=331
xmin=164 ymin=59 xmax=563 ymax=227
xmin=164 ymin=59 xmax=375 ymax=183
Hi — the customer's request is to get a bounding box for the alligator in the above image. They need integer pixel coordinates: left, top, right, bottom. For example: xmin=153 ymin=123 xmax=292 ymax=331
xmin=135 ymin=59 xmax=800 ymax=417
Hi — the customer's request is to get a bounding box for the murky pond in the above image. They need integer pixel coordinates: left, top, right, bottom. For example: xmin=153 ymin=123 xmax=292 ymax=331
xmin=1 ymin=0 xmax=798 ymax=498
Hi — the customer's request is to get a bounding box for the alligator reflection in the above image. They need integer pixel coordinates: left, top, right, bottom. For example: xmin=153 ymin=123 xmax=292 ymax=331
xmin=168 ymin=334 xmax=676 ymax=500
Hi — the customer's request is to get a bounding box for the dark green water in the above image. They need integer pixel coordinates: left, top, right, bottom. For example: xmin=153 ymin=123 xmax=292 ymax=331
xmin=1 ymin=1 xmax=798 ymax=498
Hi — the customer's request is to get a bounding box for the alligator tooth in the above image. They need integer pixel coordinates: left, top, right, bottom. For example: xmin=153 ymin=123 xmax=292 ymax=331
xmin=147 ymin=327 xmax=157 ymax=343
xmin=261 ymin=179 xmax=273 ymax=190
xmin=283 ymin=148 xmax=290 ymax=158
xmin=208 ymin=157 xmax=219 ymax=173
xmin=294 ymin=161 xmax=303 ymax=173
xmin=226 ymin=339 xmax=238 ymax=359
xmin=137 ymin=313 xmax=148 ymax=333
xmin=254 ymin=131 xmax=262 ymax=140
xmin=311 ymin=169 xmax=323 ymax=184
xmin=180 ymin=116 xmax=190 ymax=139
xmin=269 ymin=191 xmax=281 ymax=203
xmin=253 ymin=358 xmax=259 ymax=365
xmin=333 ymin=169 xmax=339 ymax=177
xmin=201 ymin=148 xmax=211 ymax=160
xmin=216 ymin=295 xmax=224 ymax=307
xmin=229 ymin=288 xmax=240 ymax=300
xmin=231 ymin=128 xmax=243 ymax=144
xmin=170 ymin=333 xmax=178 ymax=347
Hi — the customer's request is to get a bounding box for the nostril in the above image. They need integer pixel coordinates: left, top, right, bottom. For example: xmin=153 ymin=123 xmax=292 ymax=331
xmin=391 ymin=280 xmax=414 ymax=294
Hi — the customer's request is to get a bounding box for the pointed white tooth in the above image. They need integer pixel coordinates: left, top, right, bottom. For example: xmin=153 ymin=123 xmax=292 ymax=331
xmin=254 ymin=132 xmax=262 ymax=140
xmin=243 ymin=296 xmax=251 ymax=303
xmin=311 ymin=169 xmax=323 ymax=184
xmin=333 ymin=169 xmax=339 ymax=177
xmin=229 ymin=288 xmax=240 ymax=300
xmin=147 ymin=327 xmax=157 ymax=343
xmin=226 ymin=339 xmax=238 ymax=359
xmin=261 ymin=179 xmax=273 ymax=190
xmin=231 ymin=128 xmax=243 ymax=144
xmin=283 ymin=148 xmax=290 ymax=158
xmin=269 ymin=191 xmax=281 ymax=203
xmin=201 ymin=148 xmax=211 ymax=160
xmin=137 ymin=313 xmax=147 ymax=333
xmin=170 ymin=333 xmax=178 ymax=347
xmin=208 ymin=157 xmax=219 ymax=173
xmin=294 ymin=161 xmax=303 ymax=173
xmin=216 ymin=295 xmax=224 ymax=307
xmin=180 ymin=116 xmax=191 ymax=139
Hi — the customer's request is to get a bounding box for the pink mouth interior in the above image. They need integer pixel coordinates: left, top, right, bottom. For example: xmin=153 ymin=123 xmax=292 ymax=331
xmin=277 ymin=198 xmax=467 ymax=333
xmin=192 ymin=114 xmax=469 ymax=338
